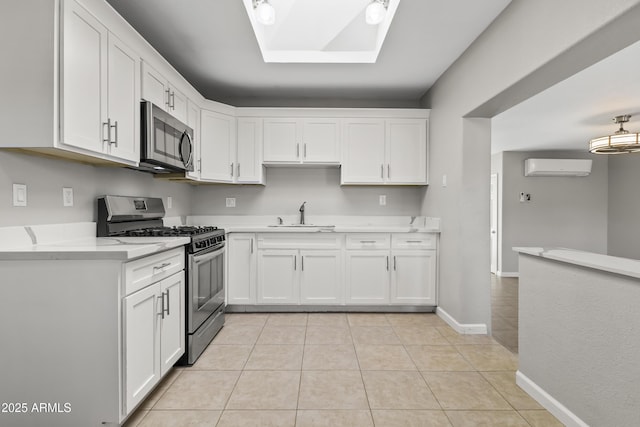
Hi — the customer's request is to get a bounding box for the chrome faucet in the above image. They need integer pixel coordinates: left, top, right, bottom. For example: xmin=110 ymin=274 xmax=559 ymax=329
xmin=299 ymin=202 xmax=306 ymax=225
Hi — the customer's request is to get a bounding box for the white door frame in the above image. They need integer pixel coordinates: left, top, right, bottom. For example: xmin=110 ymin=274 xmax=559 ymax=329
xmin=490 ymin=173 xmax=499 ymax=274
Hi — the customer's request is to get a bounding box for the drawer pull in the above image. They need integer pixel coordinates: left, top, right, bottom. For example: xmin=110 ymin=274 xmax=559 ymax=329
xmin=386 ymin=256 xmax=389 ymax=271
xmin=164 ymin=290 xmax=170 ymax=316
xmin=158 ymin=292 xmax=165 ymax=319
xmin=360 ymin=240 xmax=376 ymax=244
xmin=406 ymin=240 xmax=424 ymax=243
xmin=153 ymin=262 xmax=171 ymax=272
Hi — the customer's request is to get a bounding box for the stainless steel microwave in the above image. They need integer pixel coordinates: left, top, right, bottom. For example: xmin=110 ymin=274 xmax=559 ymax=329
xmin=139 ymin=100 xmax=194 ymax=173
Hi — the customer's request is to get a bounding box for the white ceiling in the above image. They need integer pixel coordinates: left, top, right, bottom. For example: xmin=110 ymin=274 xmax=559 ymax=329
xmin=105 ymin=0 xmax=511 ymax=105
xmin=491 ymin=39 xmax=640 ymax=154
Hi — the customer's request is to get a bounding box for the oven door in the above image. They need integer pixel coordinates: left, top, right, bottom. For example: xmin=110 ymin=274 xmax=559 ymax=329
xmin=188 ymin=246 xmax=225 ymax=333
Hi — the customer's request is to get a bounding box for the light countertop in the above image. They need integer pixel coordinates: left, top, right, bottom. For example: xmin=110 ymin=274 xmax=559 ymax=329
xmin=513 ymin=247 xmax=640 ymax=280
xmin=0 ymin=222 xmax=188 ymax=261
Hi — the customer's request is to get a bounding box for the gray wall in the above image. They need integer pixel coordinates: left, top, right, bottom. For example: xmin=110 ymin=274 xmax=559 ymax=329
xmin=192 ymin=167 xmax=423 ymax=216
xmin=420 ymin=0 xmax=640 ymax=326
xmin=608 ymin=154 xmax=640 ymax=259
xmin=0 ymin=151 xmax=194 ymax=227
xmin=498 ymin=151 xmax=608 ymax=274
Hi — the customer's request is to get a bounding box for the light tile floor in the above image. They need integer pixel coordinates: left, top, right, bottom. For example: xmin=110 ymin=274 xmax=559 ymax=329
xmin=125 ymin=312 xmax=564 ymax=427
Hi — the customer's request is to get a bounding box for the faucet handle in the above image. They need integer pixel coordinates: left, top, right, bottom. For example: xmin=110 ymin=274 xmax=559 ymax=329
xmin=277 ymin=216 xmax=283 ymax=225
xmin=299 ymin=201 xmax=306 ymax=211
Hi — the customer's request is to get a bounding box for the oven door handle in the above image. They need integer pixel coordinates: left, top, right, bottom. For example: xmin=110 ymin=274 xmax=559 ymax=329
xmin=193 ymin=247 xmax=225 ymax=264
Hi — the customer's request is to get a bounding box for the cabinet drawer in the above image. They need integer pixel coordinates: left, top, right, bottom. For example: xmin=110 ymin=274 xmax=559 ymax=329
xmin=257 ymin=233 xmax=342 ymax=249
xmin=346 ymin=234 xmax=390 ymax=250
xmin=392 ymin=234 xmax=436 ymax=250
xmin=125 ymin=247 xmax=185 ymax=295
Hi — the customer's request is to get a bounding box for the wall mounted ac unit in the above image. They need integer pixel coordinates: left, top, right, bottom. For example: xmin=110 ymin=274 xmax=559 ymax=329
xmin=524 ymin=158 xmax=593 ymax=177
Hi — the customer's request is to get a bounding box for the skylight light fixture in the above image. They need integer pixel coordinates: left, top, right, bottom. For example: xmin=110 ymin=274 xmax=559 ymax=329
xmin=253 ymin=0 xmax=275 ymax=26
xmin=366 ymin=0 xmax=388 ymax=25
xmin=588 ymin=115 xmax=640 ymax=154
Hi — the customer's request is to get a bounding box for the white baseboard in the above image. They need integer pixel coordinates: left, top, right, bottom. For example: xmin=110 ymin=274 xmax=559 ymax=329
xmin=516 ymin=371 xmax=588 ymax=427
xmin=436 ymin=307 xmax=488 ymax=335
xmin=497 ymin=271 xmax=519 ymax=278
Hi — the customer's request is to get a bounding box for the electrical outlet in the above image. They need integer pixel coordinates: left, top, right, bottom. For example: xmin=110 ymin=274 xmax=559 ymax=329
xmin=442 ymin=174 xmax=447 ymax=187
xmin=519 ymin=192 xmax=531 ymax=202
xmin=379 ymin=195 xmax=386 ymax=206
xmin=226 ymin=197 xmax=236 ymax=208
xmin=63 ymin=187 xmax=73 ymax=207
xmin=167 ymin=196 xmax=173 ymax=209
xmin=519 ymin=192 xmax=525 ymax=202
xmin=13 ymin=184 xmax=27 ymax=207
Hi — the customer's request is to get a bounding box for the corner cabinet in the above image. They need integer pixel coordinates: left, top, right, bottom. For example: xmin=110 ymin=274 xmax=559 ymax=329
xmin=341 ymin=118 xmax=428 ymax=185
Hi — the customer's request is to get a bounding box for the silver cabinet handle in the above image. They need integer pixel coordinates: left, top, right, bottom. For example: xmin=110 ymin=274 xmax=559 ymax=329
xmin=250 ymin=238 xmax=253 ymax=253
xmin=169 ymin=91 xmax=175 ymax=109
xmin=297 ymin=143 xmax=300 ymax=158
xmin=237 ymin=163 xmax=240 ymax=177
xmin=381 ymin=164 xmax=384 ymax=178
xmin=158 ymin=292 xmax=165 ymax=319
xmin=406 ymin=240 xmax=423 ymax=243
xmin=165 ymin=89 xmax=171 ymax=108
xmin=110 ymin=120 xmax=118 ymax=147
xmin=103 ymin=118 xmax=111 ymax=144
xmin=387 ymin=164 xmax=390 ymax=178
xmin=386 ymin=256 xmax=389 ymax=271
xmin=230 ymin=163 xmax=234 ymax=177
xmin=198 ymin=159 xmax=202 ymax=172
xmin=294 ymin=255 xmax=297 ymax=270
xmin=165 ymin=290 xmax=170 ymax=316
xmin=301 ymin=255 xmax=304 ymax=271
xmin=153 ymin=262 xmax=171 ymax=272
xmin=393 ymin=256 xmax=397 ymax=271
xmin=304 ymin=143 xmax=307 ymax=158
xmin=360 ymin=240 xmax=376 ymax=243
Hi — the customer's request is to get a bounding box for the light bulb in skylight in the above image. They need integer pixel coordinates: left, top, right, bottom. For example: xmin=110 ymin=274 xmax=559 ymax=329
xmin=366 ymin=1 xmax=386 ymax=25
xmin=255 ymin=1 xmax=275 ymax=25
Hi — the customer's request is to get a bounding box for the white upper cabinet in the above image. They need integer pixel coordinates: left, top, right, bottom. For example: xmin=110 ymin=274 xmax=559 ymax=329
xmin=236 ymin=118 xmax=265 ymax=184
xmin=200 ymin=109 xmax=236 ymax=182
xmin=142 ymin=61 xmax=188 ymax=123
xmin=341 ymin=118 xmax=428 ymax=185
xmin=60 ymin=0 xmax=139 ymax=164
xmin=263 ymin=118 xmax=340 ymax=165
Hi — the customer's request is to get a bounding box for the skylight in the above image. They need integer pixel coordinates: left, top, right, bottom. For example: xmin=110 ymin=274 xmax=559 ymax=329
xmin=243 ymin=0 xmax=400 ymax=63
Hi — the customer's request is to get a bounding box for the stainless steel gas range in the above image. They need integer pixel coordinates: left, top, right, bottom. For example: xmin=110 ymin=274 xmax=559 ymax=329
xmin=97 ymin=195 xmax=225 ymax=365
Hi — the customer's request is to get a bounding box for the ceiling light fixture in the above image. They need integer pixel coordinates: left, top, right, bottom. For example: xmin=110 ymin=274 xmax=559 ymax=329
xmin=253 ymin=0 xmax=275 ymax=26
xmin=366 ymin=0 xmax=388 ymax=25
xmin=589 ymin=115 xmax=640 ymax=154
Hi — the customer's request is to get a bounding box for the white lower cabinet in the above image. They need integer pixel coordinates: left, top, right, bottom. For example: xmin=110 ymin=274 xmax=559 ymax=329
xmin=226 ymin=232 xmax=437 ymax=308
xmin=345 ymin=251 xmax=390 ymax=304
xmin=390 ymin=250 xmax=436 ymax=305
xmin=258 ymin=249 xmax=299 ymax=303
xmin=226 ymin=233 xmax=257 ymax=304
xmin=124 ymin=271 xmax=184 ymax=412
xmin=300 ymin=250 xmax=342 ymax=304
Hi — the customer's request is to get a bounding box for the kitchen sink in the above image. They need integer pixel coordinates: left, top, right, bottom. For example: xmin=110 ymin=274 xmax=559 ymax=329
xmin=267 ymin=224 xmax=335 ymax=231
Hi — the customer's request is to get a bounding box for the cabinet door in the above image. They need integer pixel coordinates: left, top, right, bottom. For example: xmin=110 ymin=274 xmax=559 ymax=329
xmin=106 ymin=34 xmax=140 ymax=163
xmin=200 ymin=110 xmax=235 ymax=182
xmin=227 ymin=234 xmax=257 ymax=304
xmin=345 ymin=251 xmax=390 ymax=304
xmin=236 ymin=118 xmax=264 ymax=184
xmin=257 ymin=250 xmax=299 ymax=304
xmin=61 ymin=0 xmax=108 ymax=153
xmin=341 ymin=119 xmax=386 ymax=184
xmin=160 ymin=272 xmax=185 ymax=376
xmin=300 ymin=250 xmax=342 ymax=304
xmin=263 ymin=118 xmax=300 ymax=163
xmin=124 ymin=283 xmax=160 ymax=413
xmin=390 ymin=250 xmax=436 ymax=305
xmin=386 ymin=119 xmax=427 ymax=184
xmin=168 ymin=84 xmax=188 ymax=123
xmin=186 ymin=100 xmax=201 ymax=180
xmin=141 ymin=62 xmax=168 ymax=110
xmin=302 ymin=119 xmax=340 ymax=163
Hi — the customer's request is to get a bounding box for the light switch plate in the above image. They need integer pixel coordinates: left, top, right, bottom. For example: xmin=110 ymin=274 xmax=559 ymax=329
xmin=167 ymin=196 xmax=173 ymax=209
xmin=13 ymin=183 xmax=27 ymax=207
xmin=379 ymin=195 xmax=386 ymax=206
xmin=63 ymin=187 xmax=73 ymax=207
xmin=226 ymin=197 xmax=236 ymax=208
